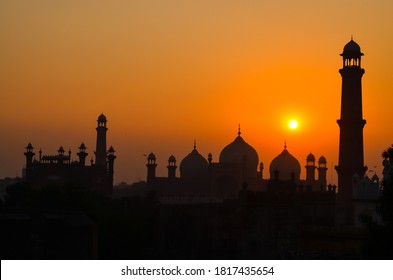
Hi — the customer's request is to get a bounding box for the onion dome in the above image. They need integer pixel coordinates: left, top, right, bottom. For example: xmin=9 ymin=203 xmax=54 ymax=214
xmin=147 ymin=152 xmax=156 ymax=161
xmin=180 ymin=142 xmax=208 ymax=180
xmin=97 ymin=113 xmax=107 ymax=122
xmin=219 ymin=126 xmax=259 ymax=177
xmin=269 ymin=145 xmax=301 ymax=181
xmin=341 ymin=39 xmax=363 ymax=58
xmin=108 ymin=146 xmax=115 ymax=154
xmin=306 ymin=153 xmax=315 ymax=162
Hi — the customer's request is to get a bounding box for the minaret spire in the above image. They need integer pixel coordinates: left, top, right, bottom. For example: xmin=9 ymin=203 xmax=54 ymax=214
xmin=95 ymin=113 xmax=108 ymax=166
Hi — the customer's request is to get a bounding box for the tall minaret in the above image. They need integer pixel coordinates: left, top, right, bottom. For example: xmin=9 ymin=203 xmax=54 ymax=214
xmin=24 ymin=143 xmax=35 ymax=180
xmin=335 ymin=39 xmax=367 ymax=201
xmin=95 ymin=114 xmax=108 ymax=166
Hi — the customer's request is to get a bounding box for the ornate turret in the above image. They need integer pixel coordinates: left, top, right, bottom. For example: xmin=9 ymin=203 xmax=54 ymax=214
xmin=259 ymin=162 xmax=264 ymax=179
xmin=107 ymin=146 xmax=116 ymax=193
xmin=305 ymin=153 xmax=316 ymax=186
xmin=77 ymin=143 xmax=88 ymax=167
xmin=24 ymin=143 xmax=35 ymax=179
xmin=318 ymin=156 xmax=328 ymax=191
xmin=146 ymin=152 xmax=157 ymax=182
xmin=167 ymin=155 xmax=177 ymax=179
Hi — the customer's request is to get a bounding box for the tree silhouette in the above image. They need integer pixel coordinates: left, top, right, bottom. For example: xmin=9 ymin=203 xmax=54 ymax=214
xmin=363 ymin=145 xmax=393 ymax=259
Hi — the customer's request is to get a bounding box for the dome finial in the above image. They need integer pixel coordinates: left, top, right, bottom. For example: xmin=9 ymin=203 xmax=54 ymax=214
xmin=238 ymin=124 xmax=241 ymax=136
xmin=284 ymin=139 xmax=287 ymax=149
xmin=351 ymin=34 xmax=353 ymax=40
xmin=193 ymin=139 xmax=196 ymax=150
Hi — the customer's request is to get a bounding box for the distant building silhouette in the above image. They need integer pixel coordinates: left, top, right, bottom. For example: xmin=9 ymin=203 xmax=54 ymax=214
xmin=136 ymin=129 xmax=328 ymax=199
xmin=23 ymin=114 xmax=116 ymax=194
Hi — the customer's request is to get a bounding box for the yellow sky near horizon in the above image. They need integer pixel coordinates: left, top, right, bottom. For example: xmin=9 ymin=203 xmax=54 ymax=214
xmin=1 ymin=0 xmax=393 ymax=184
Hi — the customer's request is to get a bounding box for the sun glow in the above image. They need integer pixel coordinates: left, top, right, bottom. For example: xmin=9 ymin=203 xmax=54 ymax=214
xmin=289 ymin=120 xmax=298 ymax=129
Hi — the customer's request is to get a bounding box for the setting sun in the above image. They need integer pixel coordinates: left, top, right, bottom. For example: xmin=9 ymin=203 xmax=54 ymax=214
xmin=289 ymin=120 xmax=298 ymax=129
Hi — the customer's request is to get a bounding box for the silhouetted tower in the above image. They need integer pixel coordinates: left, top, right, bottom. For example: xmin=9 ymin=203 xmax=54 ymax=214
xmin=318 ymin=156 xmax=328 ymax=191
xmin=167 ymin=155 xmax=177 ymax=179
xmin=77 ymin=143 xmax=88 ymax=167
xmin=146 ymin=152 xmax=157 ymax=182
xmin=305 ymin=153 xmax=316 ymax=186
xmin=335 ymin=39 xmax=367 ymax=201
xmin=24 ymin=143 xmax=35 ymax=179
xmin=58 ymin=146 xmax=65 ymax=164
xmin=107 ymin=146 xmax=116 ymax=192
xmin=258 ymin=162 xmax=264 ymax=180
xmin=95 ymin=113 xmax=108 ymax=166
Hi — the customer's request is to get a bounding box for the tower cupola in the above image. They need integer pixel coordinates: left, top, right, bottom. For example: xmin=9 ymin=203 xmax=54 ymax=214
xmin=341 ymin=38 xmax=363 ymax=68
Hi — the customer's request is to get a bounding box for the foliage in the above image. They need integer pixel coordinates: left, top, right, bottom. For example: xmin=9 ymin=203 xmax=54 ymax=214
xmin=363 ymin=145 xmax=393 ymax=259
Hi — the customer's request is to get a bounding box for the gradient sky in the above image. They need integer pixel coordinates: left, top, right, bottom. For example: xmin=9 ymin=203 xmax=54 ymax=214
xmin=1 ymin=0 xmax=393 ymax=184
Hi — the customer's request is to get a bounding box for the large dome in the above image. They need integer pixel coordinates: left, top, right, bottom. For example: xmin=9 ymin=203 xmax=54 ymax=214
xmin=219 ymin=130 xmax=259 ymax=177
xmin=269 ymin=146 xmax=301 ymax=181
xmin=180 ymin=144 xmax=208 ymax=180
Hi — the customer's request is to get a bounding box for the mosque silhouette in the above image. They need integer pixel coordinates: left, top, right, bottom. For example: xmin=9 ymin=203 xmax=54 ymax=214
xmin=23 ymin=39 xmax=377 ymax=201
xmin=12 ymin=39 xmax=383 ymax=259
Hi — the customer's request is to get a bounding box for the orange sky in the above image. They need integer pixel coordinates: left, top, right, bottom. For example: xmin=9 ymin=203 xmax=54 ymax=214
xmin=1 ymin=0 xmax=393 ymax=184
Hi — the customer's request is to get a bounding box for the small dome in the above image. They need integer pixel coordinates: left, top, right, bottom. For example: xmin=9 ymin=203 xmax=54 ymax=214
xmin=168 ymin=155 xmax=176 ymax=162
xmin=147 ymin=152 xmax=156 ymax=161
xmin=180 ymin=145 xmax=208 ymax=180
xmin=318 ymin=155 xmax=327 ymax=164
xmin=219 ymin=130 xmax=259 ymax=178
xmin=98 ymin=113 xmax=107 ymax=122
xmin=306 ymin=153 xmax=315 ymax=162
xmin=341 ymin=39 xmax=363 ymax=58
xmin=79 ymin=143 xmax=86 ymax=150
xmin=108 ymin=146 xmax=115 ymax=153
xmin=269 ymin=147 xmax=301 ymax=181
